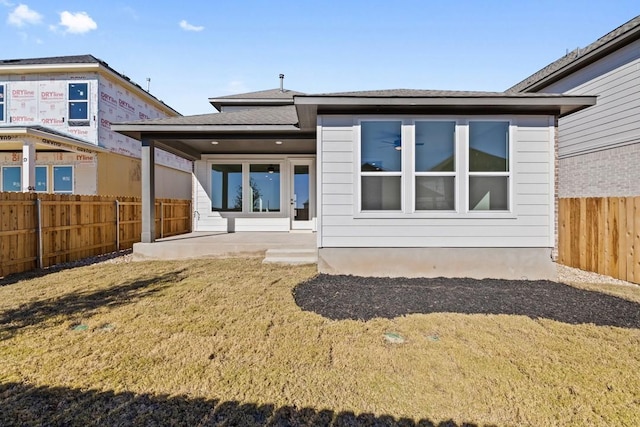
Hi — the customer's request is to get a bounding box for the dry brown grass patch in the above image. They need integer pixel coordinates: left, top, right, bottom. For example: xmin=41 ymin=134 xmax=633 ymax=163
xmin=0 ymin=258 xmax=638 ymax=426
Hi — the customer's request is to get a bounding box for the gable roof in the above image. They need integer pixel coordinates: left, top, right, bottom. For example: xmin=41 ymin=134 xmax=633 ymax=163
xmin=508 ymin=15 xmax=640 ymax=92
xmin=209 ymin=88 xmax=306 ymax=111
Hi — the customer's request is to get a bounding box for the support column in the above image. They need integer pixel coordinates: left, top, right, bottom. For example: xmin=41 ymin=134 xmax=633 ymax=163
xmin=141 ymin=138 xmax=155 ymax=243
xmin=22 ymin=142 xmax=35 ymax=192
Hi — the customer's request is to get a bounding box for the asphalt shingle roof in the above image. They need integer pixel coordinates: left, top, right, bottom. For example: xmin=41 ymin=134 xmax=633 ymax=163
xmin=302 ymin=88 xmax=571 ymax=98
xmin=0 ymin=54 xmax=100 ymax=66
xmin=212 ymin=88 xmax=306 ymax=100
xmin=508 ymin=15 xmax=640 ymax=92
xmin=117 ymin=105 xmax=298 ymax=126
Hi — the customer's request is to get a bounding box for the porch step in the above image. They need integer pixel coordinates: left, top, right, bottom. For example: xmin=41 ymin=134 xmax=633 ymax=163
xmin=263 ymin=248 xmax=318 ymax=265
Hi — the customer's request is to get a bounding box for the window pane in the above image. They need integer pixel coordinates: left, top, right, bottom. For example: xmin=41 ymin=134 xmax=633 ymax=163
xmin=69 ymin=83 xmax=88 ymax=100
xmin=69 ymin=102 xmax=88 ymax=120
xmin=249 ymin=164 xmax=280 ymax=212
xmin=416 ymin=176 xmax=455 ymax=210
xmin=469 ymin=122 xmax=509 ymax=172
xmin=361 ymin=121 xmax=402 ymax=172
xmin=416 ymin=121 xmax=455 ymax=172
xmin=36 ymin=166 xmax=47 ymax=192
xmin=53 ymin=166 xmax=73 ymax=193
xmin=2 ymin=167 xmax=21 ymax=192
xmin=469 ymin=176 xmax=508 ymax=211
xmin=293 ymin=165 xmax=310 ymax=220
xmin=211 ymin=164 xmax=242 ymax=211
xmin=361 ymin=176 xmax=401 ymax=210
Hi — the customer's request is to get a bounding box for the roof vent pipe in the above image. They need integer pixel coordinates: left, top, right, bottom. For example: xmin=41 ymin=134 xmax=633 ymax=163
xmin=279 ymin=74 xmax=284 ymax=92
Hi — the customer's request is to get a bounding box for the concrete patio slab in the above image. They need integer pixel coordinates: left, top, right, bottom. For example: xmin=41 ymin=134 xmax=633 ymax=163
xmin=133 ymin=232 xmax=317 ymax=261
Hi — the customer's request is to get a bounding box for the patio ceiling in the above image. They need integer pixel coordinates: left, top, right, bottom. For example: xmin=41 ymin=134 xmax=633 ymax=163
xmin=133 ymin=132 xmax=317 ymax=160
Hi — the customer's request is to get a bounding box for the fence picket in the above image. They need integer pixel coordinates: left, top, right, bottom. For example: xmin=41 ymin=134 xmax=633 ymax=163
xmin=0 ymin=193 xmax=191 ymax=277
xmin=559 ymin=196 xmax=639 ymax=284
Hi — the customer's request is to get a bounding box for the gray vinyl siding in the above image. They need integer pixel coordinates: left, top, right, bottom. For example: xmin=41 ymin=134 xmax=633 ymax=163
xmin=539 ymin=38 xmax=640 ymax=158
xmin=318 ymin=115 xmax=555 ymax=248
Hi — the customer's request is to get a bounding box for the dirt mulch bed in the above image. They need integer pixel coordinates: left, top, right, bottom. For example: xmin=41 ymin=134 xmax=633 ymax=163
xmin=294 ymin=275 xmax=640 ymax=328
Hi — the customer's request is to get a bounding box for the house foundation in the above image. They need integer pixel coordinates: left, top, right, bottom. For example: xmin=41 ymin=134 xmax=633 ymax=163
xmin=318 ymin=247 xmax=557 ymax=280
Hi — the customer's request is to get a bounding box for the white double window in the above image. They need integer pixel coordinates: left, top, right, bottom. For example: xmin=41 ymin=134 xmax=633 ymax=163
xmin=359 ymin=118 xmax=511 ymax=215
xmin=211 ymin=162 xmax=281 ymax=213
xmin=68 ymin=82 xmax=89 ymax=126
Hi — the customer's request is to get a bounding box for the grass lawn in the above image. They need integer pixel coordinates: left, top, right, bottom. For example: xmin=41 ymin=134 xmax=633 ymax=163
xmin=0 ymin=258 xmax=639 ymax=426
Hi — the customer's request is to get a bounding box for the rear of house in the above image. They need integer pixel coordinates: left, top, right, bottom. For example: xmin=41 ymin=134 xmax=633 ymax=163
xmin=299 ymin=91 xmax=594 ymax=278
xmin=114 ymin=88 xmax=594 ymax=279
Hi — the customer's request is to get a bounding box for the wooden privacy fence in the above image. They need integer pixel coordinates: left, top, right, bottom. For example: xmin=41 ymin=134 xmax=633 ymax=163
xmin=0 ymin=192 xmax=191 ymax=277
xmin=558 ymin=197 xmax=640 ymax=284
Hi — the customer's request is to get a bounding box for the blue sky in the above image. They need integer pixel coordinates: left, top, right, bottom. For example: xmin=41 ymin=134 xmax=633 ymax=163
xmin=1 ymin=1 xmax=637 ymax=115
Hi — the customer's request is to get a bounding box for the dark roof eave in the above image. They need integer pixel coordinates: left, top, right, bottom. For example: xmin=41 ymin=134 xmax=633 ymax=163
xmin=294 ymin=96 xmax=597 ymax=127
xmin=111 ymin=123 xmax=303 ymax=141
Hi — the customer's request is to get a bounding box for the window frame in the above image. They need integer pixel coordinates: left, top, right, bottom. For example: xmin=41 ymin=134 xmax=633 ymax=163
xmin=68 ymin=82 xmax=90 ymax=126
xmin=357 ymin=119 xmax=405 ymax=213
xmin=1 ymin=165 xmax=21 ymax=192
xmin=210 ymin=163 xmax=243 ymax=212
xmin=208 ymin=159 xmax=284 ymax=216
xmin=53 ymin=165 xmax=74 ymax=194
xmin=413 ymin=120 xmax=458 ymax=213
xmin=248 ymin=163 xmax=282 ymax=213
xmin=354 ymin=116 xmax=516 ymax=219
xmin=0 ymin=84 xmax=5 ymax=123
xmin=466 ymin=120 xmax=513 ymax=213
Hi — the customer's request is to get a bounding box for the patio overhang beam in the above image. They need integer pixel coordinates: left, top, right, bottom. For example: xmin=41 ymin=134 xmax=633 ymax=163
xmin=111 ymin=124 xmax=301 ymax=140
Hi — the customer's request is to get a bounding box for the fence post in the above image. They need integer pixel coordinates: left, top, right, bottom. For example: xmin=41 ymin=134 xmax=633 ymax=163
xmin=160 ymin=201 xmax=164 ymax=239
xmin=36 ymin=198 xmax=43 ymax=269
xmin=115 ymin=200 xmax=120 ymax=251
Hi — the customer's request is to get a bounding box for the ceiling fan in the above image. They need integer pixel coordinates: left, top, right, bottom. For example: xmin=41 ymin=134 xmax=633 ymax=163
xmin=379 ymin=138 xmax=424 ymax=151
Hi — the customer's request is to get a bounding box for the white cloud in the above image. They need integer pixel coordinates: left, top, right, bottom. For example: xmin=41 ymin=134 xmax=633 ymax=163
xmin=1 ymin=1 xmax=15 ymax=7
xmin=58 ymin=11 xmax=97 ymax=34
xmin=7 ymin=4 xmax=42 ymax=27
xmin=179 ymin=19 xmax=204 ymax=32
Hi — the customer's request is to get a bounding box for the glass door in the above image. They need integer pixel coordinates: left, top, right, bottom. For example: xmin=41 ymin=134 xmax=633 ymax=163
xmin=290 ymin=159 xmax=314 ymax=230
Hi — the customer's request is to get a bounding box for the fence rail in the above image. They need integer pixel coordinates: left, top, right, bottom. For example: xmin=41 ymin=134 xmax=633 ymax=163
xmin=0 ymin=192 xmax=191 ymax=277
xmin=558 ymin=197 xmax=640 ymax=284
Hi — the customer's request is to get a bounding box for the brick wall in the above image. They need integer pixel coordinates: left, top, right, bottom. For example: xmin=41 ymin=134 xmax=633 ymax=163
xmin=559 ymin=143 xmax=640 ymax=197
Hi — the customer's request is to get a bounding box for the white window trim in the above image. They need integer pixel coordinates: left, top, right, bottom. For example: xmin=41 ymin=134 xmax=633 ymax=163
xmin=356 ymin=119 xmax=405 ymax=214
xmin=68 ymin=81 xmax=90 ymax=125
xmin=466 ymin=120 xmax=514 ymax=214
xmin=207 ymin=157 xmax=285 ymax=217
xmin=354 ymin=116 xmax=517 ymax=219
xmin=412 ymin=119 xmax=458 ymax=214
xmin=53 ymin=165 xmax=74 ymax=194
xmin=0 ymin=84 xmax=5 ymax=123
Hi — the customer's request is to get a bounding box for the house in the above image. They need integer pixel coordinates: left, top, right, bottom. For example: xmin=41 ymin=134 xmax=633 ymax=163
xmin=113 ymin=85 xmax=595 ymax=279
xmin=508 ymin=15 xmax=640 ymax=197
xmin=0 ymin=55 xmax=191 ymax=197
